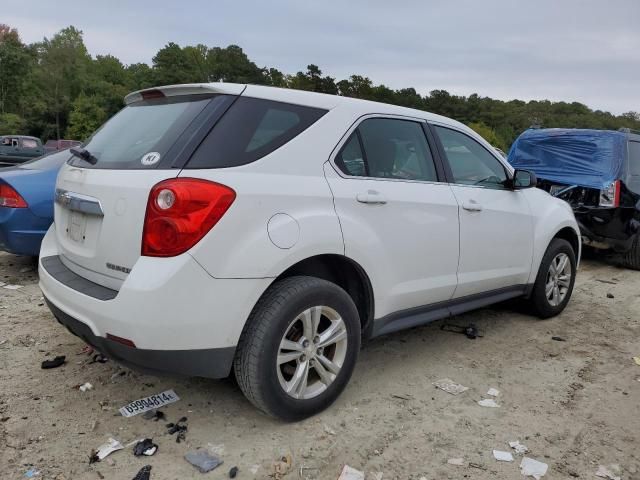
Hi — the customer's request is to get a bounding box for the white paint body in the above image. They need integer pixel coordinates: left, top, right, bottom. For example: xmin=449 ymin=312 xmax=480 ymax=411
xmin=39 ymin=83 xmax=580 ymax=352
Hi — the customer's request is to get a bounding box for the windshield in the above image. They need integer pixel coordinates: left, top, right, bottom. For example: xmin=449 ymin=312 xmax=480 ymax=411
xmin=20 ymin=149 xmax=72 ymax=170
xmin=68 ymin=94 xmax=218 ymax=169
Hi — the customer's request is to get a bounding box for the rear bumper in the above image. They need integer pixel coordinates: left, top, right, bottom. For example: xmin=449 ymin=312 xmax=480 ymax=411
xmin=45 ymin=297 xmax=236 ymax=378
xmin=0 ymin=207 xmax=50 ymax=256
xmin=38 ymin=227 xmax=272 ymax=378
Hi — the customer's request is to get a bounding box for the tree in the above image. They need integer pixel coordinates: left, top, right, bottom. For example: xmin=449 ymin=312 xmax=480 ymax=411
xmin=66 ymin=93 xmax=106 ymax=140
xmin=468 ymin=122 xmax=506 ymax=150
xmin=0 ymin=112 xmax=26 ymax=133
xmin=206 ymin=45 xmax=265 ymax=83
xmin=0 ymin=24 xmax=31 ymax=114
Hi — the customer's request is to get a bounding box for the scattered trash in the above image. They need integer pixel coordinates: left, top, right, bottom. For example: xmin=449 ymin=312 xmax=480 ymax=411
xmin=595 ymin=464 xmax=622 ymax=480
xmin=78 ymin=345 xmax=94 ymax=355
xmin=447 ymin=458 xmax=464 ymax=466
xmin=509 ymin=440 xmax=529 ymax=454
xmin=208 ymin=443 xmax=226 ymax=456
xmin=433 ymin=378 xmax=469 ymax=395
xmin=324 ymin=424 xmax=336 ymax=435
xmin=487 ymin=387 xmax=500 ymax=397
xmin=441 ymin=323 xmax=483 ymax=339
xmin=229 ymin=466 xmax=239 ymax=478
xmin=41 ymin=356 xmax=66 ymax=369
xmin=142 ymin=409 xmax=165 ymax=421
xmin=633 ymin=356 xmax=640 ymax=366
xmin=551 ymin=336 xmax=566 ymax=342
xmin=133 ymin=438 xmax=158 ymax=457
xmin=19 ymin=267 xmax=33 ymax=273
xmin=90 ymin=438 xmax=124 ymax=463
xmin=185 ymin=450 xmax=223 ymax=473
xmin=249 ymin=465 xmax=260 ymax=475
xmin=24 ymin=467 xmax=40 ymax=478
xmin=596 ymin=279 xmax=617 ymax=285
xmin=478 ymin=398 xmax=500 ymax=408
xmin=273 ymin=454 xmax=293 ymax=479
xmin=391 ymin=393 xmax=412 ymax=401
xmin=520 ymin=457 xmax=548 ymax=479
xmin=493 ymin=450 xmax=514 ymax=462
xmin=338 ymin=465 xmax=365 ymax=480
xmin=606 ymin=293 xmax=615 ymax=299
xmin=79 ymin=382 xmax=93 ymax=392
xmin=3 ymin=284 xmax=23 ymax=290
xmin=131 ymin=465 xmax=152 ymax=480
xmin=90 ymin=354 xmax=109 ymax=364
xmin=119 ymin=389 xmax=180 ymax=417
xmin=166 ymin=416 xmax=188 ymax=443
xmin=468 ymin=462 xmax=487 ymax=470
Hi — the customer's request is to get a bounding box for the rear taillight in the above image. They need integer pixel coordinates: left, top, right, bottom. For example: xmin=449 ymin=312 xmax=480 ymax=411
xmin=0 ymin=183 xmax=27 ymax=208
xmin=599 ymin=180 xmax=620 ymax=208
xmin=142 ymin=178 xmax=235 ymax=257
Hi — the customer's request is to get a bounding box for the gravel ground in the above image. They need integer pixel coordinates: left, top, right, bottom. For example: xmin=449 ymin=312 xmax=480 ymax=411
xmin=0 ymin=251 xmax=638 ymax=480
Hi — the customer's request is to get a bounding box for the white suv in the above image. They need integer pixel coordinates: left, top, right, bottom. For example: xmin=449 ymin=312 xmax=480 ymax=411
xmin=39 ymin=83 xmax=580 ymax=420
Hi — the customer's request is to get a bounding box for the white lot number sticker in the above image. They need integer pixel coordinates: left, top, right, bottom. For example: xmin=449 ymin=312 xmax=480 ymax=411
xmin=119 ymin=389 xmax=180 ymax=417
xmin=141 ymin=151 xmax=161 ymax=166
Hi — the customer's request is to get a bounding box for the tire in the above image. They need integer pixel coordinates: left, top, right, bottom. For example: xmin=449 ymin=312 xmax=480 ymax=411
xmin=620 ymin=235 xmax=640 ymax=270
xmin=233 ymin=276 xmax=361 ymax=421
xmin=528 ymin=238 xmax=577 ymax=319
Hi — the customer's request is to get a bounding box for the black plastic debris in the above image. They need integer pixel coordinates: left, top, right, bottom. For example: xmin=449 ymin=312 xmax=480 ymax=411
xmin=132 ymin=465 xmax=152 ymax=480
xmin=166 ymin=416 xmax=188 ymax=443
xmin=552 ymin=336 xmax=566 ymax=342
xmin=441 ymin=323 xmax=483 ymax=339
xmin=89 ymin=353 xmax=109 ymax=364
xmin=229 ymin=466 xmax=239 ymax=478
xmin=607 ymin=293 xmax=615 ymax=298
xmin=133 ymin=438 xmax=158 ymax=457
xmin=142 ymin=409 xmax=165 ymax=421
xmin=41 ymin=355 xmax=66 ymax=369
xmin=185 ymin=450 xmax=223 ymax=473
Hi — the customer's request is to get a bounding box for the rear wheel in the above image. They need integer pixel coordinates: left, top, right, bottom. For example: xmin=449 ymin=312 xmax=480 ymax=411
xmin=233 ymin=276 xmax=361 ymax=421
xmin=528 ymin=238 xmax=577 ymax=318
xmin=620 ymin=235 xmax=640 ymax=270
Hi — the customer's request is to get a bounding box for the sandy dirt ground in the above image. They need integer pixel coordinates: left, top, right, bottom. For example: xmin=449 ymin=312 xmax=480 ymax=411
xmin=0 ymin=251 xmax=639 ymax=480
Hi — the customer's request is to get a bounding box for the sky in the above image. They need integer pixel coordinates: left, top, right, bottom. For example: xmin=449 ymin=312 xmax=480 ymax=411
xmin=4 ymin=0 xmax=639 ymax=114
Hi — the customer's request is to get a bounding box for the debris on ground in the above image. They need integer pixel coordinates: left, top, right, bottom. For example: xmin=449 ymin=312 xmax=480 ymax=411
xmin=633 ymin=356 xmax=640 ymax=366
xmin=509 ymin=440 xmax=529 ymax=454
xmin=89 ymin=353 xmax=108 ymax=364
xmin=433 ymin=378 xmax=469 ymax=395
xmin=77 ymin=345 xmax=94 ymax=355
xmin=131 ymin=465 xmax=152 ymax=480
xmin=606 ymin=293 xmax=615 ymax=298
xmin=24 ymin=467 xmax=40 ymax=478
xmin=487 ymin=387 xmax=500 ymax=397
xmin=3 ymin=284 xmax=23 ymax=290
xmin=208 ymin=443 xmax=225 ymax=456
xmin=324 ymin=423 xmax=337 ymax=435
xmin=119 ymin=389 xmax=180 ymax=417
xmin=441 ymin=323 xmax=483 ymax=339
xmin=337 ymin=465 xmax=365 ymax=480
xmin=273 ymin=454 xmax=293 ymax=479
xmin=166 ymin=416 xmax=188 ymax=443
xmin=478 ymin=398 xmax=500 ymax=408
xmin=447 ymin=458 xmax=464 ymax=466
xmin=551 ymin=336 xmax=566 ymax=342
xmin=228 ymin=466 xmax=239 ymax=478
xmin=90 ymin=437 xmax=124 ymax=463
xmin=249 ymin=465 xmax=260 ymax=475
xmin=391 ymin=393 xmax=413 ymax=401
xmin=519 ymin=457 xmax=548 ymax=479
xmin=133 ymin=438 xmax=158 ymax=457
xmin=595 ymin=464 xmax=622 ymax=480
xmin=184 ymin=450 xmax=223 ymax=473
xmin=41 ymin=356 xmax=66 ymax=369
xmin=78 ymin=382 xmax=93 ymax=392
xmin=493 ymin=450 xmax=514 ymax=462
xmin=142 ymin=409 xmax=165 ymax=421
xmin=596 ymin=278 xmax=618 ymax=285
xmin=367 ymin=471 xmax=383 ymax=480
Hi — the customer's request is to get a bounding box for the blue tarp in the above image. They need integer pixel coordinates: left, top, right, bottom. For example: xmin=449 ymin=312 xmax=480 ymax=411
xmin=507 ymin=128 xmax=627 ymax=190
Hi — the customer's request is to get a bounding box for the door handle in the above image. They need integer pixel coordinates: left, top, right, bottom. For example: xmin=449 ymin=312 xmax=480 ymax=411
xmin=356 ymin=191 xmax=387 ymax=205
xmin=462 ymin=200 xmax=483 ymax=212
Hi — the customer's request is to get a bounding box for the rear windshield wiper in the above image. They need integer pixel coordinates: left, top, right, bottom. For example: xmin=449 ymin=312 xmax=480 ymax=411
xmin=70 ymin=147 xmax=98 ymax=165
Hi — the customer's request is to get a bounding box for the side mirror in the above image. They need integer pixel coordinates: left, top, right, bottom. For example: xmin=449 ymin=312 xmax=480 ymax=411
xmin=512 ymin=169 xmax=537 ymax=189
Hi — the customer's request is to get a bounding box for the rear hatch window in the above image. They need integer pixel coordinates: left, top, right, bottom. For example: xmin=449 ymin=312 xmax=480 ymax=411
xmin=68 ymin=94 xmax=226 ymax=170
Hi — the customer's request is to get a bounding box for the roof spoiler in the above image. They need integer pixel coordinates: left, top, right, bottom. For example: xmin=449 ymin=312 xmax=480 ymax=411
xmin=124 ymin=83 xmax=246 ymax=105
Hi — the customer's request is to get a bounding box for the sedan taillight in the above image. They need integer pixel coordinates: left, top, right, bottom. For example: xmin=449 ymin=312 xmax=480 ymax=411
xmin=142 ymin=178 xmax=235 ymax=257
xmin=0 ymin=183 xmax=28 ymax=208
xmin=599 ymin=180 xmax=620 ymax=208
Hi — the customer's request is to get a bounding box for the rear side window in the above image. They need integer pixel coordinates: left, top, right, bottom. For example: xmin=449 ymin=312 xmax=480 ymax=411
xmin=68 ymin=95 xmax=219 ymax=169
xmin=186 ymin=97 xmax=327 ymax=169
xmin=21 ymin=138 xmax=39 ymax=149
xmin=335 ymin=118 xmax=438 ymax=182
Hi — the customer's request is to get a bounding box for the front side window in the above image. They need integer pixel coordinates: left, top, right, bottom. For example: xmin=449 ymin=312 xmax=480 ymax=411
xmin=335 ymin=118 xmax=438 ymax=182
xmin=435 ymin=126 xmax=508 ymax=189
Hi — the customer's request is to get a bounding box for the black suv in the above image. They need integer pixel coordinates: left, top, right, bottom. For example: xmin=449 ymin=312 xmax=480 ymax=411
xmin=509 ymin=128 xmax=640 ymax=269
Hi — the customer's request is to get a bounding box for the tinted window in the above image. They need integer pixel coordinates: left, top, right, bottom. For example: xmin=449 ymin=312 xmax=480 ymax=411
xmin=435 ymin=126 xmax=508 ymax=189
xmin=629 ymin=141 xmax=640 ymax=176
xmin=336 ymin=118 xmax=437 ymax=181
xmin=68 ymin=95 xmax=217 ymax=169
xmin=186 ymin=97 xmax=327 ymax=169
xmin=335 ymin=134 xmax=366 ymax=176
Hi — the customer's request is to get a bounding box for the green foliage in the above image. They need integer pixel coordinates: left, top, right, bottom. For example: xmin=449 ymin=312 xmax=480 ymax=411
xmin=0 ymin=23 xmax=639 ymax=147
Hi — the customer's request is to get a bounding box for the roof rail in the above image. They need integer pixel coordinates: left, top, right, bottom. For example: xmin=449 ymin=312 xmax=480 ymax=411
xmin=618 ymin=127 xmax=640 ymax=135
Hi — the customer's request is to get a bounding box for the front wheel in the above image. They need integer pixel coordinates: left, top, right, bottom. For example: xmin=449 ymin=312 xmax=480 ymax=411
xmin=527 ymin=238 xmax=577 ymax=318
xmin=233 ymin=276 xmax=361 ymax=421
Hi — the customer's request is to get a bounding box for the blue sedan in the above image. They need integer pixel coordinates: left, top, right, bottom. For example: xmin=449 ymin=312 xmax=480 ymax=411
xmin=0 ymin=149 xmax=70 ymax=256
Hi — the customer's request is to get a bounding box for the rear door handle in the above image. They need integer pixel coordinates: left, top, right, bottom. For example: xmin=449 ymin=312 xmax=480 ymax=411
xmin=462 ymin=200 xmax=483 ymax=212
xmin=356 ymin=191 xmax=387 ymax=205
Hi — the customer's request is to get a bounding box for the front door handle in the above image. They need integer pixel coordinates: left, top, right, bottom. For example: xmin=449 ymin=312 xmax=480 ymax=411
xmin=356 ymin=191 xmax=387 ymax=205
xmin=462 ymin=200 xmax=483 ymax=212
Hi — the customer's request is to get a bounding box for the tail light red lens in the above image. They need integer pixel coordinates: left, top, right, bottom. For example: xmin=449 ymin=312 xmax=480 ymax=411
xmin=0 ymin=183 xmax=28 ymax=208
xmin=142 ymin=178 xmax=235 ymax=257
xmin=599 ymin=180 xmax=620 ymax=208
